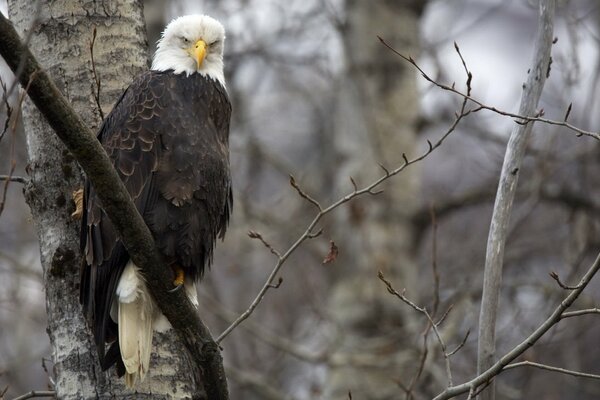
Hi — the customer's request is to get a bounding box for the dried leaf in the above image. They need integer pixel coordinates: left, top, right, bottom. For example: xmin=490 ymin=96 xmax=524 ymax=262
xmin=322 ymin=240 xmax=339 ymax=265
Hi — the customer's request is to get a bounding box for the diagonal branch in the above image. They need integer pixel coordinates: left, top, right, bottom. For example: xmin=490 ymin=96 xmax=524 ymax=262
xmin=0 ymin=12 xmax=228 ymax=400
xmin=433 ymin=250 xmax=600 ymax=400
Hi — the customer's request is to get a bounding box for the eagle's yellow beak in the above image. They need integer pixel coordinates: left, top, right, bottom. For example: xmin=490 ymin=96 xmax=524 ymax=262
xmin=193 ymin=39 xmax=207 ymax=68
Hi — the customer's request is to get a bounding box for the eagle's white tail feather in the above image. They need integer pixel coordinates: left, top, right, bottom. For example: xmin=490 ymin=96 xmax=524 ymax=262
xmin=117 ymin=262 xmax=154 ymax=387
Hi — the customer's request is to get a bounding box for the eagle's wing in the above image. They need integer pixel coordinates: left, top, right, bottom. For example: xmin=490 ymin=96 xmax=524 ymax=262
xmin=80 ymin=71 xmax=163 ymax=367
xmin=80 ymin=71 xmax=233 ymax=373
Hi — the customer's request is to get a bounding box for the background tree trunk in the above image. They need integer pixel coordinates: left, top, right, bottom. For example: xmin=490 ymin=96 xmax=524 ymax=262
xmin=8 ymin=1 xmax=202 ymax=397
xmin=326 ymin=1 xmax=425 ymax=398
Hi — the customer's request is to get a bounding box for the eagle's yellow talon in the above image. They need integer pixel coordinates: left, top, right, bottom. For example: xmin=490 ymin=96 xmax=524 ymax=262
xmin=168 ymin=266 xmax=185 ymax=293
xmin=173 ymin=266 xmax=184 ymax=287
xmin=71 ymin=188 xmax=84 ymax=220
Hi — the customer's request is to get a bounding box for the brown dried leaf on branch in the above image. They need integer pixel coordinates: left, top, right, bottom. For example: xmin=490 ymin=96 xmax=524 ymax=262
xmin=322 ymin=240 xmax=338 ymax=265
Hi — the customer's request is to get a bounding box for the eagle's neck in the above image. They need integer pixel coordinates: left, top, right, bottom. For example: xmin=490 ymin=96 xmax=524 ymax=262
xmin=151 ymin=48 xmax=225 ymax=88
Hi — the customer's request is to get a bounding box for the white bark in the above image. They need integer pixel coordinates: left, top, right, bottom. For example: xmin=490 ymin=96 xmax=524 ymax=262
xmin=8 ymin=1 xmax=202 ymax=398
xmin=476 ymin=1 xmax=555 ymax=399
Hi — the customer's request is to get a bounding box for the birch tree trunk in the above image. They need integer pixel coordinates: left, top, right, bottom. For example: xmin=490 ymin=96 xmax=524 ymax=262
xmin=326 ymin=1 xmax=424 ymax=398
xmin=8 ymin=1 xmax=202 ymax=397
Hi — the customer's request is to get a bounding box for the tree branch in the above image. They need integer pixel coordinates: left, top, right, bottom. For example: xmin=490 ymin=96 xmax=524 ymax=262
xmin=379 ymin=30 xmax=598 ymax=142
xmin=0 ymin=12 xmax=228 ymax=399
xmin=433 ymin=250 xmax=600 ymax=400
xmin=11 ymin=390 xmax=56 ymax=400
xmin=477 ymin=2 xmax=555 ymax=399
xmin=0 ymin=174 xmax=27 ymax=184
xmin=503 ymin=361 xmax=600 ymax=380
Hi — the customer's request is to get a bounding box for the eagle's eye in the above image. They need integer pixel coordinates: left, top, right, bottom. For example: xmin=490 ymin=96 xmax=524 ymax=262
xmin=181 ymin=37 xmax=190 ymax=44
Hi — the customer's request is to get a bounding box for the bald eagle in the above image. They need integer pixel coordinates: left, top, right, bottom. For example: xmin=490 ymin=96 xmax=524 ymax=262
xmin=79 ymin=15 xmax=232 ymax=386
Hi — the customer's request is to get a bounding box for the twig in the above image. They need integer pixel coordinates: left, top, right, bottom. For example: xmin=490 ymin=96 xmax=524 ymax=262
xmin=433 ymin=250 xmax=600 ymax=400
xmin=378 ymin=31 xmax=600 ymax=142
xmin=41 ymin=357 xmax=55 ymax=389
xmin=560 ymin=308 xmax=600 ymax=319
xmin=447 ymin=329 xmax=470 ymax=357
xmin=435 ymin=305 xmax=454 ymax=327
xmin=430 ymin=205 xmax=440 ymax=318
xmin=503 ymin=361 xmax=600 ymax=380
xmin=0 ymin=72 xmax=34 ymax=217
xmin=289 ymin=174 xmax=322 ymax=211
xmin=248 ymin=230 xmax=282 ymax=258
xmin=89 ymin=26 xmax=104 ymax=121
xmin=0 ymin=76 xmax=12 ymax=141
xmin=402 ymin=330 xmax=430 ymax=400
xmin=378 ymin=271 xmax=455 ymax=387
xmin=549 ymin=271 xmax=583 ymax=290
xmin=2 ymin=2 xmax=42 ymax=102
xmin=11 ymin=390 xmax=56 ymax=400
xmin=0 ymin=175 xmax=27 ymax=184
xmin=453 ymin=42 xmax=472 ymax=96
xmin=466 ymin=386 xmax=475 ymax=400
xmin=267 ymin=277 xmax=283 ymax=289
xmin=477 ymin=2 xmax=555 ymax=398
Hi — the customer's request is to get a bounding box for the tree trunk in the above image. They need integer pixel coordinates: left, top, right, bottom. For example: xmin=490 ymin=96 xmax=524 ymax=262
xmin=8 ymin=1 xmax=202 ymax=397
xmin=326 ymin=1 xmax=425 ymax=398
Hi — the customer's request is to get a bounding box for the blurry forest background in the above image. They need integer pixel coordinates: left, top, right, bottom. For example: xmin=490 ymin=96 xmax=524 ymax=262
xmin=1 ymin=0 xmax=600 ymax=399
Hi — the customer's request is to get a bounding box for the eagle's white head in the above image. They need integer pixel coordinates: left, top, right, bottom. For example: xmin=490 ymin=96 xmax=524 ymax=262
xmin=152 ymin=15 xmax=226 ymax=86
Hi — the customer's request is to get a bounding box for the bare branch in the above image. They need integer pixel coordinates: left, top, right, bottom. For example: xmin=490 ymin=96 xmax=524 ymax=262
xmin=430 ymin=205 xmax=440 ymax=318
xmin=563 ymin=102 xmax=572 ymax=122
xmin=378 ymin=29 xmax=599 ymax=142
xmin=435 ymin=304 xmax=454 ymax=328
xmin=11 ymin=390 xmax=56 ymax=400
xmin=248 ymin=230 xmax=282 ymax=258
xmin=549 ymin=271 xmax=583 ymax=290
xmin=433 ymin=250 xmax=600 ymax=400
xmin=0 ymin=73 xmax=32 ymax=217
xmin=503 ymin=361 xmax=600 ymax=380
xmin=349 ymin=176 xmax=358 ymax=192
xmin=0 ymin=175 xmax=27 ymax=184
xmin=560 ymin=308 xmax=600 ymax=319
xmin=447 ymin=329 xmax=470 ymax=357
xmin=89 ymin=26 xmax=104 ymax=121
xmin=378 ymin=271 xmax=460 ymax=387
xmin=477 ymin=2 xmax=555 ymax=398
xmin=0 ymin=76 xmax=12 ymax=141
xmin=289 ymin=174 xmax=322 ymax=211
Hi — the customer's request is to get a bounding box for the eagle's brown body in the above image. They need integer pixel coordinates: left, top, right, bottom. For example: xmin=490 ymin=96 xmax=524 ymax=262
xmin=80 ymin=70 xmax=232 ymax=375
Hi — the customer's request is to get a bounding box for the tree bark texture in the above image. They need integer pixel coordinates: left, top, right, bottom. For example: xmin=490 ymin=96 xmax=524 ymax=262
xmin=326 ymin=1 xmax=424 ymax=398
xmin=7 ymin=1 xmax=201 ymax=398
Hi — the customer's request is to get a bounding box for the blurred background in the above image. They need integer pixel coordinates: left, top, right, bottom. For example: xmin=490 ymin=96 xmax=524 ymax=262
xmin=2 ymin=0 xmax=600 ymax=398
